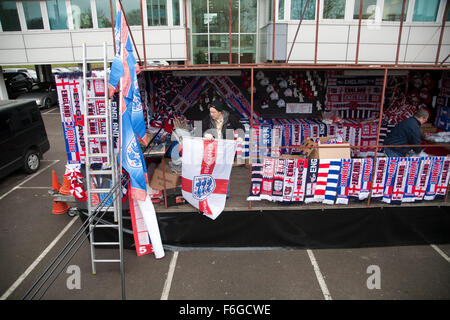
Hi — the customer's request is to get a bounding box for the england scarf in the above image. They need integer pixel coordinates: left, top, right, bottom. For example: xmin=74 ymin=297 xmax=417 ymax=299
xmin=371 ymin=157 xmax=388 ymax=198
xmin=336 ymin=159 xmax=352 ymax=204
xmin=261 ymin=158 xmax=275 ymax=201
xmin=292 ymin=159 xmax=308 ymax=202
xmin=349 ymin=158 xmax=363 ymax=199
xmin=382 ymin=157 xmax=399 ymax=204
xmin=181 ymin=136 xmax=237 ymax=220
xmin=391 ymin=157 xmax=409 ymax=204
xmin=272 ymin=159 xmax=286 ymax=202
xmin=436 ymin=156 xmax=450 ymax=197
xmin=304 ymin=158 xmax=319 ymax=204
xmin=359 ymin=158 xmax=374 ymax=200
xmin=424 ymin=157 xmax=443 ymax=201
xmin=403 ymin=157 xmax=420 ymax=203
xmin=247 ymin=163 xmax=263 ymax=201
xmin=323 ymin=160 xmax=342 ymax=205
xmin=282 ymin=159 xmax=296 ymax=202
xmin=313 ymin=159 xmax=330 ymax=203
xmin=415 ymin=157 xmax=432 ymax=201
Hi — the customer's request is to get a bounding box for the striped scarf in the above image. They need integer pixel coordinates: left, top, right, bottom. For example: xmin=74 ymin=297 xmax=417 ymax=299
xmin=282 ymin=159 xmax=296 ymax=202
xmin=247 ymin=163 xmax=263 ymax=201
xmin=403 ymin=157 xmax=420 ymax=203
xmin=382 ymin=157 xmax=399 ymax=204
xmin=272 ymin=159 xmax=286 ymax=202
xmin=336 ymin=159 xmax=352 ymax=204
xmin=436 ymin=156 xmax=450 ymax=197
xmin=424 ymin=157 xmax=443 ymax=201
xmin=323 ymin=160 xmax=342 ymax=205
xmin=415 ymin=157 xmax=432 ymax=201
xmin=359 ymin=158 xmax=374 ymax=200
xmin=391 ymin=157 xmax=409 ymax=204
xmin=371 ymin=157 xmax=388 ymax=198
xmin=313 ymin=159 xmax=331 ymax=203
xmin=349 ymin=158 xmax=363 ymax=199
xmin=292 ymin=159 xmax=308 ymax=202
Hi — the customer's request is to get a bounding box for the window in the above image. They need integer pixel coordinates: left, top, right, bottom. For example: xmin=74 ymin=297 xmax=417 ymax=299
xmin=382 ymin=0 xmax=408 ymax=21
xmin=290 ymin=0 xmax=316 ymax=20
xmin=70 ymin=0 xmax=93 ymax=29
xmin=95 ymin=0 xmax=112 ymax=28
xmin=0 ymin=1 xmax=21 ymax=31
xmin=240 ymin=34 xmax=256 ymax=63
xmin=23 ymin=1 xmax=44 ymax=29
xmin=279 ymin=0 xmax=285 ymax=20
xmin=353 ymin=0 xmax=378 ymax=19
xmin=192 ymin=0 xmax=207 ymax=33
xmin=122 ymin=0 xmax=141 ymax=26
xmin=192 ymin=35 xmax=209 ymax=64
xmin=240 ymin=0 xmax=257 ymax=32
xmin=413 ymin=0 xmax=440 ymax=22
xmin=46 ymin=0 xmax=68 ymax=30
xmin=147 ymin=0 xmax=167 ymax=26
xmin=323 ymin=0 xmax=346 ymax=19
xmin=173 ymin=0 xmax=180 ymax=25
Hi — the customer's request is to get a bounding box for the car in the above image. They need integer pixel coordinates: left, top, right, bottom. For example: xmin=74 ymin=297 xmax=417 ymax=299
xmin=15 ymin=83 xmax=58 ymax=109
xmin=0 ymin=99 xmax=50 ymax=179
xmin=52 ymin=67 xmax=72 ymax=74
xmin=3 ymin=68 xmax=37 ymax=83
xmin=147 ymin=60 xmax=170 ymax=66
xmin=3 ymin=71 xmax=34 ymax=97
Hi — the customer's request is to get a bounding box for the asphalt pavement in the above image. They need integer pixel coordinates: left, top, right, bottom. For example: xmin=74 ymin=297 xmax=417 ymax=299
xmin=1 ymin=107 xmax=449 ymax=311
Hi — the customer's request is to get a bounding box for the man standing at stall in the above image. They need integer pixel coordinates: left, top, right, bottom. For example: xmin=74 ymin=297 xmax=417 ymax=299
xmin=383 ymin=107 xmax=430 ymax=157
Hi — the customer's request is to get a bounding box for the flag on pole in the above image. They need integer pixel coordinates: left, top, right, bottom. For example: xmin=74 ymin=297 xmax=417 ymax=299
xmin=109 ymin=3 xmax=163 ymax=258
xmin=181 ymin=136 xmax=237 ymax=220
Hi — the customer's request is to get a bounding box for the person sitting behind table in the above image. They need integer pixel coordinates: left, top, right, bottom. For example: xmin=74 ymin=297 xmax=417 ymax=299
xmin=202 ymin=99 xmax=245 ymax=142
xmin=383 ymin=107 xmax=430 ymax=157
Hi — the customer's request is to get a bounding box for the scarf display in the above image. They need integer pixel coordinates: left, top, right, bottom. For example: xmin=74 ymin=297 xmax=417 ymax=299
xmin=272 ymin=159 xmax=286 ymax=202
xmin=304 ymin=159 xmax=319 ymax=204
xmin=282 ymin=159 xmax=296 ymax=202
xmin=415 ymin=157 xmax=432 ymax=201
xmin=391 ymin=157 xmax=409 ymax=204
xmin=336 ymin=159 xmax=352 ymax=205
xmin=261 ymin=158 xmax=275 ymax=201
xmin=436 ymin=156 xmax=450 ymax=197
xmin=424 ymin=157 xmax=443 ymax=201
xmin=247 ymin=163 xmax=263 ymax=201
xmin=382 ymin=157 xmax=399 ymax=204
xmin=348 ymin=158 xmax=363 ymax=199
xmin=371 ymin=157 xmax=388 ymax=198
xmin=313 ymin=159 xmax=330 ymax=203
xmin=402 ymin=157 xmax=420 ymax=203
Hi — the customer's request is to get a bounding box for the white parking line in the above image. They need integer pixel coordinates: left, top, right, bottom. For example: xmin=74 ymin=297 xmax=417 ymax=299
xmin=0 ymin=160 xmax=59 ymax=201
xmin=160 ymin=251 xmax=179 ymax=300
xmin=430 ymin=244 xmax=450 ymax=263
xmin=0 ymin=216 xmax=78 ymax=300
xmin=307 ymin=249 xmax=332 ymax=300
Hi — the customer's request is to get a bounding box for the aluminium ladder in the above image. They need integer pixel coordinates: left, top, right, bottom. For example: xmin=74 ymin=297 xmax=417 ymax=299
xmin=82 ymin=42 xmax=125 ymax=298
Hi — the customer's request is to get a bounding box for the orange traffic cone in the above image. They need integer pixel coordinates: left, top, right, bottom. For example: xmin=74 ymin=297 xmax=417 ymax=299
xmin=59 ymin=174 xmax=72 ymax=195
xmin=51 ymin=170 xmax=70 ymax=215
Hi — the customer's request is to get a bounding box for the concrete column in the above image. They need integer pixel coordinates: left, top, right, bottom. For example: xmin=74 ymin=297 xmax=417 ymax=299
xmin=35 ymin=64 xmax=53 ymax=83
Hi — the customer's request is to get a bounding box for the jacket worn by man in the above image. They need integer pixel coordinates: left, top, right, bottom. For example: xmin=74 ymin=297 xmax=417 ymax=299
xmin=202 ymin=110 xmax=245 ymax=140
xmin=383 ymin=116 xmax=422 ymax=156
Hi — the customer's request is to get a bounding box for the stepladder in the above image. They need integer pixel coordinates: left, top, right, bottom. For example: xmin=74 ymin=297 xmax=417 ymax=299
xmin=81 ymin=42 xmax=125 ymax=296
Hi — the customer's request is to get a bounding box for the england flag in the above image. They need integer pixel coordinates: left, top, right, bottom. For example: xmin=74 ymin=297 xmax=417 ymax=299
xmin=181 ymin=136 xmax=237 ymax=220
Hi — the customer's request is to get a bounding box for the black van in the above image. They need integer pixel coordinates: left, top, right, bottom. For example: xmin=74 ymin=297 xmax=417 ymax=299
xmin=0 ymin=100 xmax=50 ymax=179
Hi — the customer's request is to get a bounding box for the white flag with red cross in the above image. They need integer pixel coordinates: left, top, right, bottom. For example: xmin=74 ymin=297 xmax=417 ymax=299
xmin=181 ymin=136 xmax=236 ymax=220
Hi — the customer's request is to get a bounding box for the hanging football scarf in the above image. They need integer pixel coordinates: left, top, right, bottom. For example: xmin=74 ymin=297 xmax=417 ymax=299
xmin=424 ymin=157 xmax=443 ymax=201
xmin=271 ymin=125 xmax=282 ymax=158
xmin=251 ymin=126 xmax=260 ymax=162
xmin=348 ymin=158 xmax=363 ymax=199
xmin=359 ymin=158 xmax=374 ymax=200
xmin=292 ymin=124 xmax=301 ymax=152
xmin=313 ymin=159 xmax=330 ymax=203
xmin=247 ymin=163 xmax=263 ymax=201
xmin=403 ymin=157 xmax=420 ymax=203
xmin=261 ymin=158 xmax=275 ymax=201
xmin=261 ymin=125 xmax=272 ymax=158
xmin=272 ymin=159 xmax=286 ymax=202
xmin=415 ymin=157 xmax=432 ymax=201
xmin=292 ymin=159 xmax=308 ymax=202
xmin=391 ymin=157 xmax=409 ymax=204
xmin=282 ymin=159 xmax=296 ymax=202
xmin=382 ymin=157 xmax=399 ymax=204
xmin=436 ymin=156 xmax=450 ymax=197
xmin=371 ymin=157 xmax=388 ymax=198
xmin=336 ymin=159 xmax=352 ymax=204
xmin=304 ymin=158 xmax=319 ymax=204
xmin=323 ymin=160 xmax=342 ymax=205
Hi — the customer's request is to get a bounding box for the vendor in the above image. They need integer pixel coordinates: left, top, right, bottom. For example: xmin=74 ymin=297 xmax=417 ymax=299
xmin=202 ymin=99 xmax=245 ymax=142
xmin=383 ymin=107 xmax=429 ymax=157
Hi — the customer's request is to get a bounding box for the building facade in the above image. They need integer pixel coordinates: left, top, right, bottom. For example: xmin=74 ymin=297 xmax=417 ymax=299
xmin=0 ymin=0 xmax=449 ymax=66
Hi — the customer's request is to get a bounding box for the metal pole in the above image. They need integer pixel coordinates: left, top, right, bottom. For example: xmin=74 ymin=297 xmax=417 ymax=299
xmin=367 ymin=67 xmax=388 ymax=207
xmin=287 ymin=0 xmax=310 ymax=63
xmin=272 ymin=0 xmax=275 ymax=63
xmin=118 ymin=0 xmax=142 ymax=64
xmin=435 ymin=0 xmax=449 ymax=65
xmin=110 ymin=0 xmax=116 ymax=56
xmin=395 ymin=0 xmax=406 ymax=65
xmin=229 ymin=0 xmax=232 ymax=64
xmin=355 ymin=0 xmax=363 ymax=64
xmin=184 ymin=0 xmax=190 ymax=65
xmin=140 ymin=0 xmax=146 ymax=68
xmin=249 ymin=67 xmax=254 ymax=210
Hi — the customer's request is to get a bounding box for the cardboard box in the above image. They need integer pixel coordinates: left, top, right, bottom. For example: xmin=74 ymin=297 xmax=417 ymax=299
xmin=305 ymin=137 xmax=351 ymax=159
xmin=280 ymin=154 xmax=306 ymax=159
xmin=150 ymin=158 xmax=181 ymax=190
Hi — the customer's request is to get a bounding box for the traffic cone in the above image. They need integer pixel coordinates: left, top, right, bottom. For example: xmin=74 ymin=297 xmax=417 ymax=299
xmin=59 ymin=174 xmax=72 ymax=195
xmin=51 ymin=170 xmax=70 ymax=215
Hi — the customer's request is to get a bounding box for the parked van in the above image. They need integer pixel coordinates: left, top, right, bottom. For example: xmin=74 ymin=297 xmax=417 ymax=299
xmin=0 ymin=100 xmax=50 ymax=179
